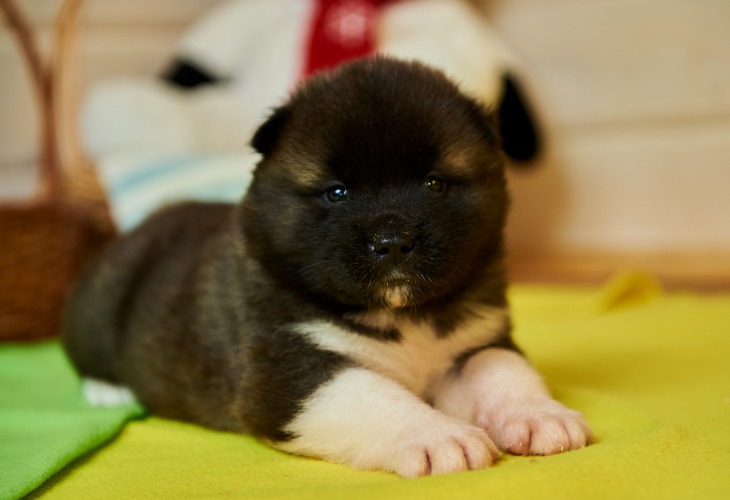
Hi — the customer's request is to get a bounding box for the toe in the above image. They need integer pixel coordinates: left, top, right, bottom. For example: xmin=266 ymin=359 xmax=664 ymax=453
xmin=427 ymin=440 xmax=469 ymax=475
xmin=529 ymin=417 xmax=570 ymax=455
xmin=498 ymin=420 xmax=532 ymax=455
xmin=563 ymin=414 xmax=592 ymax=450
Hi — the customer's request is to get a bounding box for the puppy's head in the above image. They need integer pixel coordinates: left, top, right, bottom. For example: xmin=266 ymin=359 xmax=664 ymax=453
xmin=241 ymin=57 xmax=508 ymax=311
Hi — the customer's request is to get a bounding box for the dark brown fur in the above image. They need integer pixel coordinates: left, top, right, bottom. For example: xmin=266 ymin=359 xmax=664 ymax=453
xmin=62 ymin=57 xmax=513 ymax=442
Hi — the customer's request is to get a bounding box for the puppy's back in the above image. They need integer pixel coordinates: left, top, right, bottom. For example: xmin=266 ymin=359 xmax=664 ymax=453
xmin=62 ymin=201 xmax=234 ymax=383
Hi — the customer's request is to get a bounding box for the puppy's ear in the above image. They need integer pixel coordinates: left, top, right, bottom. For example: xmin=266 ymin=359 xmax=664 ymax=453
xmin=251 ymin=104 xmax=292 ymax=157
xmin=466 ymin=100 xmax=502 ymax=150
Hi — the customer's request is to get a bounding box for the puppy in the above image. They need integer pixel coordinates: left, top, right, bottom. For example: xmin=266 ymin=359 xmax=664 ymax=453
xmin=63 ymin=57 xmax=590 ymax=477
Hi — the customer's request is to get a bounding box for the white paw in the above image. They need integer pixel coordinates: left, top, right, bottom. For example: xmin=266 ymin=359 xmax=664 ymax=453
xmin=278 ymin=368 xmax=500 ymax=478
xmin=480 ymin=398 xmax=592 ymax=456
xmin=360 ymin=416 xmax=501 ymax=478
xmin=82 ymin=378 xmax=137 ymax=407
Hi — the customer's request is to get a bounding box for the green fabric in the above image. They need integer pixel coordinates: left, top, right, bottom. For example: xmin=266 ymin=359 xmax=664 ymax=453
xmin=2 ymin=272 xmax=730 ymax=499
xmin=0 ymin=343 xmax=143 ymax=500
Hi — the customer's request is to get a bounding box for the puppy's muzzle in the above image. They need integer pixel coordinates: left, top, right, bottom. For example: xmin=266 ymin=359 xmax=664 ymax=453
xmin=368 ymin=231 xmax=414 ymax=266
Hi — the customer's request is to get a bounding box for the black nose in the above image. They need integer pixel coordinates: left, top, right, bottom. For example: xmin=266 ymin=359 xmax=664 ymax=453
xmin=370 ymin=232 xmax=414 ymax=265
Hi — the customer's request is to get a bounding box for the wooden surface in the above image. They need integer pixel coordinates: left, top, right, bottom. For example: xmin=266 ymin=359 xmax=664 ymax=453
xmin=507 ymin=251 xmax=730 ymax=292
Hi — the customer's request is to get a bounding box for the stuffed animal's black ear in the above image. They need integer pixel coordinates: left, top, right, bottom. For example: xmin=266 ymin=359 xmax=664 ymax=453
xmin=497 ymin=73 xmax=541 ymax=165
xmin=162 ymin=57 xmax=221 ymax=89
xmin=250 ymin=104 xmax=293 ymax=156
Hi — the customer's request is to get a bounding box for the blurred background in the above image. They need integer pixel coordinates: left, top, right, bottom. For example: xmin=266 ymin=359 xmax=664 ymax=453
xmin=1 ymin=0 xmax=729 ymax=290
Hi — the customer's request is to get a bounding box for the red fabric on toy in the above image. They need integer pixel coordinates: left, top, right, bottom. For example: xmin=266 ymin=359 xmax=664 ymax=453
xmin=304 ymin=0 xmax=394 ymax=77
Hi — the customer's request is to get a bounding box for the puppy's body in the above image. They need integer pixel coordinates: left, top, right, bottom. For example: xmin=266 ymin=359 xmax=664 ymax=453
xmin=63 ymin=58 xmax=590 ymax=477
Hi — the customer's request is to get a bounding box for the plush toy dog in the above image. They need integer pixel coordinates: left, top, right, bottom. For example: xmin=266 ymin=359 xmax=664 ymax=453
xmin=82 ymin=0 xmax=540 ymax=165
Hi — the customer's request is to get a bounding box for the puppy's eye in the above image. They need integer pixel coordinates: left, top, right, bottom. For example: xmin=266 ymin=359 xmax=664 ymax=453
xmin=425 ymin=176 xmax=447 ymax=194
xmin=325 ymin=185 xmax=348 ymax=203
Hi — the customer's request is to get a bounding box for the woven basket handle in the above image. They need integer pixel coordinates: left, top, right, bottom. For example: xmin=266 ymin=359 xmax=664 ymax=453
xmin=0 ymin=0 xmax=86 ymax=200
xmin=52 ymin=0 xmax=89 ymax=177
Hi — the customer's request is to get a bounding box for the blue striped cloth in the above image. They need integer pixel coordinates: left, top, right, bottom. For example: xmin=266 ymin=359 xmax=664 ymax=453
xmin=97 ymin=150 xmax=259 ymax=231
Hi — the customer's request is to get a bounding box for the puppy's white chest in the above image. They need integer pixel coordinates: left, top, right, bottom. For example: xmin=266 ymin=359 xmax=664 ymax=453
xmin=294 ymin=308 xmax=507 ymax=397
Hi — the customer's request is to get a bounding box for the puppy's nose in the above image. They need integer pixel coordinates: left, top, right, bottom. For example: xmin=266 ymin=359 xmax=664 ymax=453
xmin=370 ymin=232 xmax=414 ymax=265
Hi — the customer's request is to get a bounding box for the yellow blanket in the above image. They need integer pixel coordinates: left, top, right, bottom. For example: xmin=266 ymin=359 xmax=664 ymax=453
xmin=29 ymin=273 xmax=730 ymax=498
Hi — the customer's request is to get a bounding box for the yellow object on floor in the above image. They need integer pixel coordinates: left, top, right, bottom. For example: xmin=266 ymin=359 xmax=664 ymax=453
xmin=31 ymin=274 xmax=730 ymax=498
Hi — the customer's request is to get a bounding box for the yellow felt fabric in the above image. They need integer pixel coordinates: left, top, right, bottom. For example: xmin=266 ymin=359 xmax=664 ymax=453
xmin=34 ymin=273 xmax=730 ymax=499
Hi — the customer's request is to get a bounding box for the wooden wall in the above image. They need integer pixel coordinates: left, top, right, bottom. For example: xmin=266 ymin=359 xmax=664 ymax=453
xmin=2 ymin=0 xmax=729 ymax=286
xmin=489 ymin=0 xmax=730 ymax=286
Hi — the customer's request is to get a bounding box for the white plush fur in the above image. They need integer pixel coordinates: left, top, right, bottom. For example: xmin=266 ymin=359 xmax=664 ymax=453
xmin=82 ymin=0 xmax=518 ymax=160
xmin=378 ymin=0 xmax=513 ymax=105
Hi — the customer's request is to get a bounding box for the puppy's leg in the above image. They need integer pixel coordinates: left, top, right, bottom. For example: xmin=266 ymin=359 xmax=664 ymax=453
xmin=433 ymin=348 xmax=591 ymax=455
xmin=275 ymin=367 xmax=500 ymax=478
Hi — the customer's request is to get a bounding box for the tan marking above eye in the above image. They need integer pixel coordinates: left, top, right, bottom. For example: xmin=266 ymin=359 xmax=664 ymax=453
xmin=442 ymin=147 xmax=477 ymax=176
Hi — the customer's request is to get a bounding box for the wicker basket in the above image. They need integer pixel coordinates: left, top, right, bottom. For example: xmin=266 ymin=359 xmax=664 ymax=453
xmin=0 ymin=0 xmax=116 ymax=341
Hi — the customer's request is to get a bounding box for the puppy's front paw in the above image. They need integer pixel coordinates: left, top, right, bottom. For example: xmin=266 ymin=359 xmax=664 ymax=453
xmin=481 ymin=398 xmax=591 ymax=456
xmin=363 ymin=417 xmax=500 ymax=478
